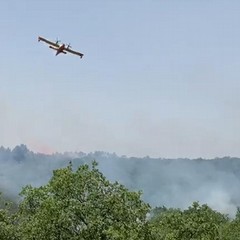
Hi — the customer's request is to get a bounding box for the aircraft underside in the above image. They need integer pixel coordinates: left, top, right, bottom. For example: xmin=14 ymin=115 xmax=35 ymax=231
xmin=49 ymin=46 xmax=66 ymax=55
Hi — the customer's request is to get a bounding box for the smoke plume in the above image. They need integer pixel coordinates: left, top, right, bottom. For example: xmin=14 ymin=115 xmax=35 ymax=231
xmin=0 ymin=145 xmax=240 ymax=216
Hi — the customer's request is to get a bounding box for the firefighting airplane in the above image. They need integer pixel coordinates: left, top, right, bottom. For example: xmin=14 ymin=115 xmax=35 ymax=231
xmin=38 ymin=36 xmax=84 ymax=58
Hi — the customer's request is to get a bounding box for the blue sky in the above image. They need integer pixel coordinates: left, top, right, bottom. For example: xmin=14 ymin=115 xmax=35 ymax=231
xmin=1 ymin=0 xmax=240 ymax=158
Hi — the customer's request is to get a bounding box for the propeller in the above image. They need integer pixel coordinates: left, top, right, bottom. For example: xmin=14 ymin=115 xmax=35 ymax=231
xmin=66 ymin=43 xmax=72 ymax=49
xmin=55 ymin=38 xmax=61 ymax=45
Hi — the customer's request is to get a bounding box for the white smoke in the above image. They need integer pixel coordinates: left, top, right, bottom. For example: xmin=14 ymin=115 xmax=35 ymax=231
xmin=0 ymin=145 xmax=240 ymax=217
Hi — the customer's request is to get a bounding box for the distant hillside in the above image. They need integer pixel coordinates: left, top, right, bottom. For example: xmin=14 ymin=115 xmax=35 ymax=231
xmin=1 ymin=144 xmax=240 ymax=216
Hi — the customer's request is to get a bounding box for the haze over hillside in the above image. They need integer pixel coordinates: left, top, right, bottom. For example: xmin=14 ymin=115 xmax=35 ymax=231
xmin=1 ymin=144 xmax=240 ymax=216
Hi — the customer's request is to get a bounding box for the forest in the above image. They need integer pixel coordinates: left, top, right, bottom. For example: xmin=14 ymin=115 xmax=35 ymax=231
xmin=1 ymin=161 xmax=240 ymax=239
xmin=1 ymin=145 xmax=240 ymax=216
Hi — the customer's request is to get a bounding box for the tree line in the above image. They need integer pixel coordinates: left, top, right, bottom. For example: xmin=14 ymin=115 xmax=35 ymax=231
xmin=1 ymin=162 xmax=240 ymax=239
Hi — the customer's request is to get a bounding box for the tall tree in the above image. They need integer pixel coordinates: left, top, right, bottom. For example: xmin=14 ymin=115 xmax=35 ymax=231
xmin=17 ymin=162 xmax=150 ymax=240
xmin=150 ymin=202 xmax=228 ymax=240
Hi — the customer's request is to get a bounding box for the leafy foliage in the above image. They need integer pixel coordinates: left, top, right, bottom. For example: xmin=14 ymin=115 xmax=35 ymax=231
xmin=150 ymin=202 xmax=228 ymax=240
xmin=17 ymin=162 xmax=150 ymax=240
xmin=1 ymin=162 xmax=240 ymax=239
xmin=221 ymin=207 xmax=240 ymax=240
xmin=0 ymin=194 xmax=17 ymax=240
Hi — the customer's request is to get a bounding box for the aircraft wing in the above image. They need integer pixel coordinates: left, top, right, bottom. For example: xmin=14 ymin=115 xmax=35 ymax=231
xmin=38 ymin=36 xmax=59 ymax=47
xmin=64 ymin=47 xmax=84 ymax=58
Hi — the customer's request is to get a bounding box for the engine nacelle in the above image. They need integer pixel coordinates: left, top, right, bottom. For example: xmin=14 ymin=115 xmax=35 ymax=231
xmin=49 ymin=46 xmax=57 ymax=50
